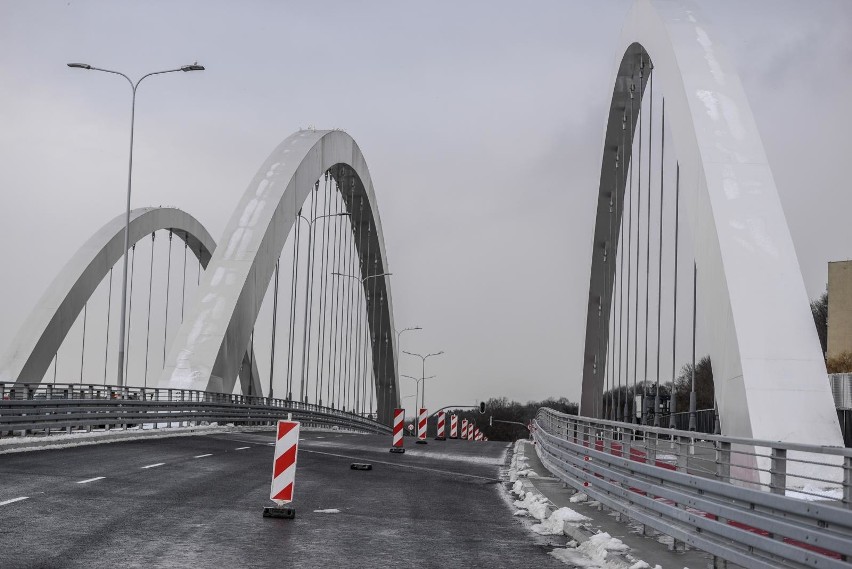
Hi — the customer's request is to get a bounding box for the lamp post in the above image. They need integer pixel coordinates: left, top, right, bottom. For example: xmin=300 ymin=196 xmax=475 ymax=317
xmin=396 ymin=326 xmax=421 ymax=391
xmin=296 ymin=212 xmax=350 ymax=402
xmin=401 ymin=373 xmax=434 ymax=417
xmin=403 ymin=350 xmax=444 ymax=411
xmin=68 ymin=62 xmax=204 ymax=387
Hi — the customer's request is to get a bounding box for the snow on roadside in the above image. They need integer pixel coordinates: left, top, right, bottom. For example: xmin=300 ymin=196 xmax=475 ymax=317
xmin=513 ymin=488 xmax=550 ymax=520
xmin=570 ymin=492 xmax=589 ymax=503
xmin=313 ymin=508 xmax=341 ymax=514
xmin=531 ymin=507 xmax=589 ymax=535
xmin=549 ymin=532 xmax=629 ymax=567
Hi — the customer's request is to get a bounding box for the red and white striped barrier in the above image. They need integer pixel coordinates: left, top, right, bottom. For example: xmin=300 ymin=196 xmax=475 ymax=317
xmin=417 ymin=408 xmax=427 ymax=441
xmin=474 ymin=428 xmax=481 ymax=441
xmin=450 ymin=414 xmax=458 ymax=438
xmin=436 ymin=411 xmax=446 ymax=440
xmin=461 ymin=419 xmax=469 ymax=439
xmin=270 ymin=420 xmax=300 ymax=504
xmin=389 ymin=408 xmax=405 ymax=453
xmin=468 ymin=426 xmax=474 ymax=441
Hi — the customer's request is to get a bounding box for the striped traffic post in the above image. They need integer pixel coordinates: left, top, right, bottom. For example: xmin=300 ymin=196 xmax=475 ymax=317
xmin=262 ymin=419 xmax=300 ymax=519
xmin=416 ymin=408 xmax=428 ymax=444
xmin=389 ymin=408 xmax=405 ymax=453
xmin=435 ymin=411 xmax=446 ymax=441
xmin=468 ymin=426 xmax=474 ymax=441
xmin=450 ymin=414 xmax=458 ymax=439
xmin=461 ymin=419 xmax=469 ymax=439
xmin=475 ymin=429 xmax=482 ymax=441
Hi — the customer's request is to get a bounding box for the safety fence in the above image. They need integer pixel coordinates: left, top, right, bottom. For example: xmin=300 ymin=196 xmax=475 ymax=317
xmin=534 ymin=407 xmax=852 ymax=569
xmin=0 ymin=382 xmax=391 ymax=437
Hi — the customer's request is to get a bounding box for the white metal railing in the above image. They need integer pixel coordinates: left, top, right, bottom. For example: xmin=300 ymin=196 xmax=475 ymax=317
xmin=533 ymin=407 xmax=852 ymax=569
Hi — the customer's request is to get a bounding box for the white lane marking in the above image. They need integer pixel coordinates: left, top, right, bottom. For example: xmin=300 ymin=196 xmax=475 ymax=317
xmin=77 ymin=477 xmax=105 ymax=484
xmin=141 ymin=463 xmax=165 ymax=469
xmin=267 ymin=442 xmax=275 ymax=446
xmin=235 ymin=447 xmax=250 ymax=451
xmin=194 ymin=454 xmax=213 ymax=458
xmin=0 ymin=497 xmax=29 ymax=506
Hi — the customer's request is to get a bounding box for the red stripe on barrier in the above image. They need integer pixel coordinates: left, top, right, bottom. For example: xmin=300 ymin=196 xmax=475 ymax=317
xmin=274 ymin=444 xmax=297 ymax=478
xmin=272 ymin=482 xmax=294 ymax=502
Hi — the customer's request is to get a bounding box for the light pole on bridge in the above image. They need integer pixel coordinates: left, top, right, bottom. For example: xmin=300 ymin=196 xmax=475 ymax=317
xmin=403 ymin=350 xmax=444 ymax=411
xmin=67 ymin=62 xmax=205 ymax=387
xmin=401 ymin=373 xmax=435 ymax=417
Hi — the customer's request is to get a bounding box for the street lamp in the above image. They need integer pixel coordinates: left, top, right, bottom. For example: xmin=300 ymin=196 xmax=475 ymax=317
xmin=403 ymin=350 xmax=444 ymax=411
xmin=396 ymin=326 xmax=421 ymax=393
xmin=401 ymin=373 xmax=435 ymax=416
xmin=68 ymin=61 xmax=204 ymax=387
xmin=296 ymin=211 xmax=350 ymax=403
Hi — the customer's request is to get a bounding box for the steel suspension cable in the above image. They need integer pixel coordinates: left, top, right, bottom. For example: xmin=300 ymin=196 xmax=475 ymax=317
xmin=163 ymin=230 xmax=173 ymax=367
xmin=270 ymin=258 xmax=280 ymax=399
xmin=669 ymin=163 xmax=680 ymax=429
xmin=104 ymin=267 xmax=113 ymax=384
xmin=366 ymin=224 xmax=376 ymax=416
xmin=344 ymin=197 xmax=357 ymax=410
xmin=689 ymin=261 xmax=697 ymax=431
xmin=143 ymin=232 xmax=155 ymax=388
xmin=315 ymin=172 xmax=332 ymax=404
xmin=654 ymin=97 xmax=665 ymax=427
xmin=329 ymin=186 xmax=343 ymax=408
xmin=80 ymin=303 xmax=87 ymax=382
xmin=181 ymin=233 xmax=188 ymax=323
xmin=125 ymin=244 xmax=136 ymax=382
xmin=286 ymin=213 xmax=301 ymax=400
xmin=299 ymin=182 xmax=319 ymax=402
xmin=643 ymin=65 xmax=653 ymax=422
xmin=621 ymin=80 xmax=636 ymax=422
xmin=632 ymin=60 xmax=645 ymax=422
xmin=352 ymin=201 xmax=365 ymax=413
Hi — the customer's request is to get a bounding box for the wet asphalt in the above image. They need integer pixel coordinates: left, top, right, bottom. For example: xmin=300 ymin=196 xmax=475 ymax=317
xmin=0 ymin=430 xmax=567 ymax=568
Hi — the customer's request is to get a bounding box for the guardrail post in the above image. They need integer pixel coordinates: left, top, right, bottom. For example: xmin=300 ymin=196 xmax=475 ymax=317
xmin=676 ymin=436 xmax=688 ymax=472
xmin=770 ymin=448 xmax=787 ymax=495
xmin=645 ymin=431 xmax=656 ymax=465
xmin=715 ymin=441 xmax=731 ymax=482
xmin=843 ymin=456 xmax=852 ymax=508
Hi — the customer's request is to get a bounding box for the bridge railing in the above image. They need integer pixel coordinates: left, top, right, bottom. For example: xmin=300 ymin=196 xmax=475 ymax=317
xmin=0 ymin=382 xmax=391 ymax=437
xmin=533 ymin=407 xmax=852 ymax=569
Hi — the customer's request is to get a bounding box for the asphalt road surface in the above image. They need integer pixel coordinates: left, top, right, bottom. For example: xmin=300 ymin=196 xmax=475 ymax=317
xmin=0 ymin=430 xmax=567 ymax=568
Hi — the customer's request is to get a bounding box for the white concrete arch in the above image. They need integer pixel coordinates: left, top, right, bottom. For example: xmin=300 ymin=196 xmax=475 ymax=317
xmin=579 ymin=0 xmax=842 ymax=447
xmin=159 ymin=130 xmax=400 ymax=424
xmin=0 ymin=207 xmax=268 ymax=391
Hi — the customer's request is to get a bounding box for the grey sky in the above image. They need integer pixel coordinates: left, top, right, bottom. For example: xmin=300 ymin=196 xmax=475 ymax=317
xmin=0 ymin=1 xmax=850 ymax=416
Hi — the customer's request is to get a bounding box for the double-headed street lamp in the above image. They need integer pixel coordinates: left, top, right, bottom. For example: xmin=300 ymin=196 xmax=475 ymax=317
xmin=68 ymin=62 xmax=205 ymax=387
xmin=403 ymin=350 xmax=444 ymax=411
xmin=401 ymin=373 xmax=435 ymax=416
xmin=396 ymin=326 xmax=421 ymax=392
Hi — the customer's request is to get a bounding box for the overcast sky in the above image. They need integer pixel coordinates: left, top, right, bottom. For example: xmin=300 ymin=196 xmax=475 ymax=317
xmin=1 ymin=0 xmax=851 ymax=416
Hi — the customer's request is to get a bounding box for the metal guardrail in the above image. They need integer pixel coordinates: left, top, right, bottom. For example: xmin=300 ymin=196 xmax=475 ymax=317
xmin=533 ymin=407 xmax=852 ymax=569
xmin=0 ymin=382 xmax=392 ymax=437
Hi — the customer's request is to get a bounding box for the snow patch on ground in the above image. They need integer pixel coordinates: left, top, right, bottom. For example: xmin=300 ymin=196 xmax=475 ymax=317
xmin=514 ymin=490 xmax=550 ymax=520
xmin=549 ymin=532 xmax=630 ymax=567
xmin=570 ymin=492 xmax=589 ymax=503
xmin=313 ymin=508 xmax=341 ymax=514
xmin=531 ymin=507 xmax=589 ymax=535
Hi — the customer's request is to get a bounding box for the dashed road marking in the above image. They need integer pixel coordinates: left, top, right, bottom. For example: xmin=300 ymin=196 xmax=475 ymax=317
xmin=77 ymin=477 xmax=106 ymax=484
xmin=141 ymin=463 xmax=165 ymax=469
xmin=194 ymin=454 xmax=213 ymax=458
xmin=0 ymin=497 xmax=29 ymax=506
xmin=235 ymin=447 xmax=250 ymax=451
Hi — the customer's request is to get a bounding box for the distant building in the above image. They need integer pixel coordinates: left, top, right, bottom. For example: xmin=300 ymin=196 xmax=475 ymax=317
xmin=828 ymin=261 xmax=852 ymax=358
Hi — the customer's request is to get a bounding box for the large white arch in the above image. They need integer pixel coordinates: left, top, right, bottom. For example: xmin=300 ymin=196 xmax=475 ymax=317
xmin=159 ymin=130 xmax=400 ymax=424
xmin=0 ymin=207 xmax=260 ymax=395
xmin=579 ymin=0 xmax=842 ymax=448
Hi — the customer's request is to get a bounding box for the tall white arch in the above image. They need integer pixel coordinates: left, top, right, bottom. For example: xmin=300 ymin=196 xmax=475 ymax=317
xmin=580 ymin=0 xmax=842 ymax=448
xmin=0 ymin=207 xmax=260 ymax=395
xmin=159 ymin=130 xmax=400 ymax=423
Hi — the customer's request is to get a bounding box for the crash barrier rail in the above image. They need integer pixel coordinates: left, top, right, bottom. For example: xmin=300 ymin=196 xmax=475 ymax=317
xmin=533 ymin=407 xmax=852 ymax=569
xmin=0 ymin=382 xmax=391 ymax=437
